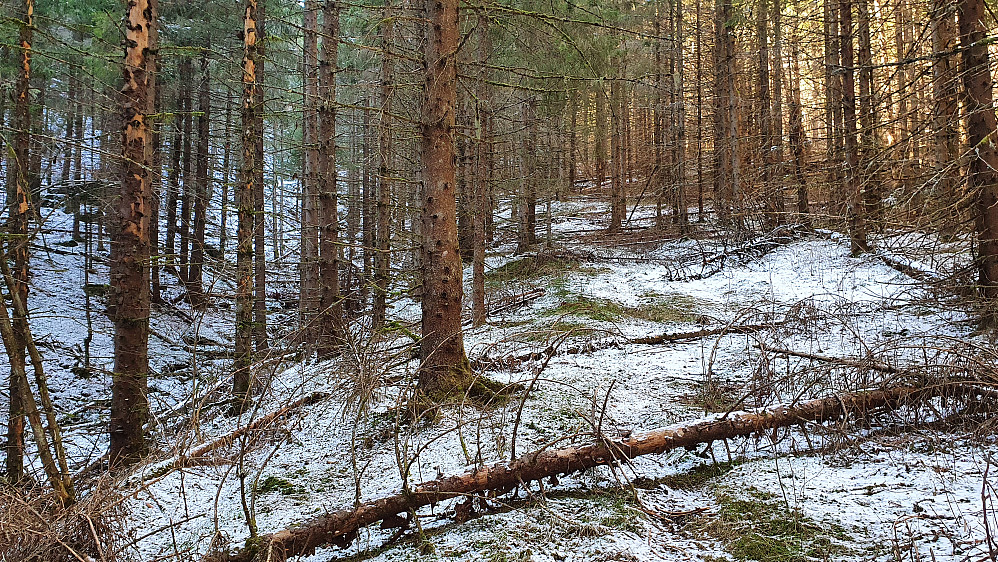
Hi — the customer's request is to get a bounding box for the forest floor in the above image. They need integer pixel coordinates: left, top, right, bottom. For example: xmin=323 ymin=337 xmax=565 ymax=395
xmin=6 ymin=197 xmax=998 ymax=562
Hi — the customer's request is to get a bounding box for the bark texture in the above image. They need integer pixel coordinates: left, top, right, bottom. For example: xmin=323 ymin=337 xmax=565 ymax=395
xmin=419 ymin=0 xmax=470 ymax=394
xmin=110 ymin=0 xmax=155 ymax=467
xmin=234 ymin=0 xmax=260 ymax=407
xmin=958 ymin=0 xmax=998 ymax=320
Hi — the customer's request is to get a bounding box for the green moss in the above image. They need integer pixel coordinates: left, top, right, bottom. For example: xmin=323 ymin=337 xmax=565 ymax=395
xmin=488 ymin=255 xmax=581 ymax=282
xmin=643 ymin=460 xmax=742 ymax=490
xmin=695 ymin=489 xmax=854 ymax=562
xmin=255 ymin=476 xmax=304 ymax=496
xmin=544 ymin=292 xmax=705 ymax=324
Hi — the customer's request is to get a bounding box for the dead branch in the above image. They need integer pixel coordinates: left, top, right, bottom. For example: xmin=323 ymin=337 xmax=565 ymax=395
xmin=215 ymin=384 xmax=954 ymax=562
xmin=758 ymin=343 xmax=898 ymax=373
xmin=631 ymin=323 xmax=779 ymax=345
xmin=138 ymin=391 xmax=330 ymax=482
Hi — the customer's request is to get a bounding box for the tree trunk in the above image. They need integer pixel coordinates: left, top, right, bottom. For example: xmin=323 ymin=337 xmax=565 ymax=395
xmin=958 ymin=0 xmax=998 ymax=323
xmin=609 ymin=81 xmax=625 ymax=233
xmin=317 ymin=0 xmax=343 ymax=356
xmin=857 ymin=0 xmax=879 ymax=229
xmin=234 ymin=0 xmax=261 ymax=408
xmin=165 ymin=97 xmax=181 ymax=264
xmin=418 ymin=0 xmax=470 ymax=395
xmin=110 ymin=0 xmax=155 ymax=467
xmin=220 ymin=89 xmax=233 ymax=257
xmin=758 ymin=0 xmax=780 ymax=228
xmin=840 ymin=0 xmax=869 ymax=254
xmin=300 ymin=0 xmax=320 ymax=337
xmin=372 ymin=4 xmax=394 ymax=331
xmin=189 ymin=47 xmax=210 ymax=310
xmin=673 ymin=0 xmax=688 ymax=228
xmin=789 ymin=0 xmax=810 ymax=224
xmin=253 ymin=0 xmax=269 ymax=353
xmin=5 ymin=0 xmax=33 ymax=484
xmin=178 ymin=58 xmax=194 ymax=284
xmin=149 ymin=16 xmax=162 ymax=300
xmin=933 ymin=0 xmax=959 ymax=234
xmin=518 ymin=95 xmax=538 ymax=249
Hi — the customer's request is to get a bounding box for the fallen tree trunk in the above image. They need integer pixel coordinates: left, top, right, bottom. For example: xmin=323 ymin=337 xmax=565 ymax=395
xmin=631 ymin=323 xmax=778 ymax=345
xmin=758 ymin=343 xmax=898 ymax=374
xmin=133 ymin=391 xmax=329 ymax=484
xmin=216 ymin=384 xmax=950 ymax=562
xmin=478 ymin=323 xmax=780 ymax=369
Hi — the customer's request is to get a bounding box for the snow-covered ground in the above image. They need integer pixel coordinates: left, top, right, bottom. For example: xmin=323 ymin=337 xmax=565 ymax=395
xmin=4 ymin=197 xmax=997 ymax=562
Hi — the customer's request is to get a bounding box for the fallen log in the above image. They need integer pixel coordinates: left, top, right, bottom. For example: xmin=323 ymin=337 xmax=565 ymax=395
xmin=758 ymin=343 xmax=898 ymax=374
xmin=476 ymin=323 xmax=780 ymax=370
xmin=216 ymin=384 xmax=947 ymax=562
xmin=136 ymin=391 xmax=330 ymax=484
xmin=631 ymin=323 xmax=778 ymax=345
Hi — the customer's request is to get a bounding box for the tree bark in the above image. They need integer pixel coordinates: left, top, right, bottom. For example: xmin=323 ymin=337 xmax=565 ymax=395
xmin=372 ymin=3 xmax=394 ymax=332
xmin=220 ymin=89 xmax=233 ymax=256
xmin=5 ymin=0 xmax=33 ymax=484
xmin=958 ymin=0 xmax=998 ymax=322
xmin=234 ymin=0 xmax=261 ymax=408
xmin=253 ymin=0 xmax=269 ymax=353
xmin=418 ymin=0 xmax=470 ymax=394
xmin=300 ymin=0 xmax=319 ymax=337
xmin=933 ymin=0 xmax=959 ymax=234
xmin=217 ymin=385 xmax=943 ymax=561
xmin=110 ymin=0 xmax=155 ymax=467
xmin=178 ymin=58 xmax=194 ymax=284
xmin=316 ymin=0 xmax=343 ymax=357
xmin=189 ymin=46 xmax=210 ymax=310
xmin=840 ymin=0 xmax=869 ymax=255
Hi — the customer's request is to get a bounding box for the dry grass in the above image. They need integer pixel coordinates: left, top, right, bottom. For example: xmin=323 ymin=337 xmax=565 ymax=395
xmin=1 ymin=476 xmax=127 ymax=562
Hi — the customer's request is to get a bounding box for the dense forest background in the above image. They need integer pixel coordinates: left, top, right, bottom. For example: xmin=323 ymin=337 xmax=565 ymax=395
xmin=4 ymin=0 xmax=998 ymax=558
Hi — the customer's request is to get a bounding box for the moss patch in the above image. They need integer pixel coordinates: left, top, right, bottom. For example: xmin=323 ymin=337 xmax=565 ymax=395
xmin=696 ymin=488 xmax=853 ymax=562
xmin=255 ymin=476 xmax=304 ymax=497
xmin=546 ymin=293 xmax=706 ymax=324
xmin=634 ymin=460 xmax=742 ymax=490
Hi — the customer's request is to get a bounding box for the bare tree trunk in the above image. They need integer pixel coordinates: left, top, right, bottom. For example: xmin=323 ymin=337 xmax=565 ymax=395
xmin=372 ymin=4 xmax=394 ymax=331
xmin=595 ymin=89 xmax=608 ymax=220
xmin=958 ymin=0 xmax=998 ymax=323
xmin=109 ymin=0 xmax=155 ymax=467
xmin=932 ymin=0 xmax=959 ymax=234
xmin=253 ymin=0 xmax=269 ymax=353
xmin=165 ymin=100 xmax=181 ymax=265
xmin=300 ymin=0 xmax=320 ymax=337
xmin=840 ymin=0 xmax=869 ymax=254
xmin=5 ymin=0 xmax=33 ymax=484
xmin=317 ymin=0 xmax=344 ymax=357
xmin=472 ymin=20 xmax=491 ymax=327
xmin=234 ymin=0 xmax=261 ymax=408
xmin=419 ymin=0 xmax=470 ymax=394
xmin=857 ymin=0 xmax=879 ymax=229
xmin=772 ymin=0 xmax=785 ymax=222
xmin=673 ymin=0 xmax=688 ymax=228
xmin=189 ymin=47 xmax=210 ymax=310
xmin=179 ymin=58 xmax=194 ymax=284
xmin=220 ymin=90 xmax=233 ymax=256
xmin=518 ymin=95 xmax=537 ymax=249
xmin=609 ymin=81 xmax=624 ymax=233
xmin=149 ymin=38 xmax=162 ymax=301
xmin=695 ymin=0 xmax=705 ymax=221
xmin=789 ymin=0 xmax=810 ymax=224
